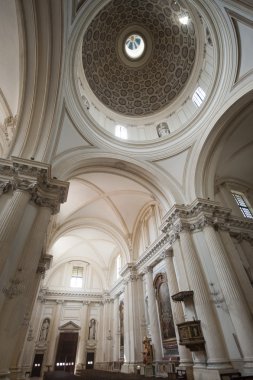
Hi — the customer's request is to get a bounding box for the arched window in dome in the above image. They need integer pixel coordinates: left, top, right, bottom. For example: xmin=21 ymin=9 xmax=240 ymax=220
xmin=115 ymin=125 xmax=128 ymax=139
xmin=192 ymin=87 xmax=206 ymax=107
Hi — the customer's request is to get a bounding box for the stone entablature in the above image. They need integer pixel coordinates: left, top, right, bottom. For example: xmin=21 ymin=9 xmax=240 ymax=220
xmin=38 ymin=287 xmax=104 ymax=303
xmin=161 ymin=198 xmax=253 ymax=240
xmin=109 ymin=199 xmax=253 ymax=302
xmin=0 ymin=157 xmax=69 ymax=214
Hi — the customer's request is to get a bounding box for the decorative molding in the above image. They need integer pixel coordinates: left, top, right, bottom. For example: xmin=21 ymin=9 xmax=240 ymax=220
xmin=3 ymin=115 xmax=17 ymax=143
xmin=161 ymin=198 xmax=253 ymax=238
xmin=102 ymin=291 xmax=113 ymax=304
xmin=58 ymin=321 xmax=81 ymax=331
xmin=159 ymin=248 xmax=173 ymax=260
xmin=230 ymin=231 xmax=253 ymax=244
xmin=2 ymin=277 xmax=25 ymax=299
xmin=37 ymin=255 xmax=53 ymax=277
xmin=0 ymin=157 xmax=69 ymax=213
xmin=38 ymin=287 xmax=103 ymax=303
xmin=136 ymin=233 xmax=171 ymax=269
xmin=0 ymin=180 xmax=11 ymax=194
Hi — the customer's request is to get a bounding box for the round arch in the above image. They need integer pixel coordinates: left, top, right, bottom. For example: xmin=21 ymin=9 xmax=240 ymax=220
xmin=52 ymin=148 xmax=186 ymax=208
xmin=48 ymin=217 xmax=131 ymax=264
xmin=185 ymin=90 xmax=253 ymax=202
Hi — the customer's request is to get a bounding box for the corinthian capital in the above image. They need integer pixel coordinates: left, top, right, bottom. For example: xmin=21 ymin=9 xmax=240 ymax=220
xmin=160 ymin=248 xmax=173 ymax=260
xmin=0 ymin=157 xmax=69 ymax=214
xmin=0 ymin=180 xmax=11 ymax=194
xmin=143 ymin=266 xmax=153 ymax=275
xmin=37 ymin=255 xmax=53 ymax=277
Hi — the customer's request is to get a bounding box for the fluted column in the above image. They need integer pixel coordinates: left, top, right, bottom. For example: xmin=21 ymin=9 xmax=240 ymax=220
xmin=122 ymin=280 xmax=130 ymax=367
xmin=103 ymin=298 xmax=113 ymax=363
xmin=0 ymin=189 xmax=31 ymax=274
xmin=113 ymin=296 xmax=120 ymax=362
xmin=45 ymin=300 xmax=64 ymax=368
xmin=0 ymin=181 xmax=11 ymax=197
xmin=179 ymin=229 xmax=231 ymax=368
xmin=76 ymin=301 xmax=89 ymax=369
xmin=144 ymin=266 xmax=163 ymax=361
xmin=3 ymin=206 xmax=52 ymax=374
xmin=204 ymin=225 xmax=253 ymax=370
xmin=0 ymin=206 xmax=51 ymax=375
xmin=241 ymin=238 xmax=253 ymax=271
xmin=224 ymin=235 xmax=253 ymax=314
xmin=162 ymin=250 xmax=193 ymax=367
xmin=128 ymin=274 xmax=143 ymax=363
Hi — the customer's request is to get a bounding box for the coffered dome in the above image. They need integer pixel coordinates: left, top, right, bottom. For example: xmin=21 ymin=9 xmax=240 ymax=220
xmin=82 ymin=0 xmax=197 ymax=117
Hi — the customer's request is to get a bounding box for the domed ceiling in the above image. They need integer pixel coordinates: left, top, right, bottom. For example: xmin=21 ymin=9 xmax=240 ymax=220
xmin=82 ymin=0 xmax=197 ymax=117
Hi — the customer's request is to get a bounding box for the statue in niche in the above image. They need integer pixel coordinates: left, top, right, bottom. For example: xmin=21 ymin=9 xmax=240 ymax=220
xmin=39 ymin=318 xmax=50 ymax=341
xmin=88 ymin=318 xmax=96 ymax=340
xmin=142 ymin=336 xmax=153 ymax=365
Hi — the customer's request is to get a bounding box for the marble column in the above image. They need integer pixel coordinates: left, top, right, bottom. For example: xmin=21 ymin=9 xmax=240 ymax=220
xmin=172 ymin=238 xmax=196 ymax=326
xmin=10 ymin=206 xmax=52 ymax=373
xmin=45 ymin=301 xmax=64 ymax=368
xmin=76 ymin=302 xmax=89 ymax=370
xmin=224 ymin=235 xmax=253 ymax=314
xmin=241 ymin=238 xmax=253 ymax=272
xmin=179 ymin=229 xmax=231 ymax=369
xmin=162 ymin=249 xmax=193 ymax=367
xmin=0 ymin=205 xmax=52 ymax=378
xmin=103 ymin=299 xmax=113 ymax=363
xmin=0 ymin=189 xmax=31 ymax=274
xmin=144 ymin=267 xmax=163 ymax=361
xmin=204 ymin=225 xmax=253 ymax=371
xmin=112 ymin=296 xmax=120 ymax=362
xmin=121 ymin=269 xmax=144 ymax=374
xmin=122 ymin=280 xmax=130 ymax=370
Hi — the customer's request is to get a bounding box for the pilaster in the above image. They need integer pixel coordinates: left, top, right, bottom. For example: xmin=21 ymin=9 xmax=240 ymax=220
xmin=112 ymin=295 xmax=120 ymax=362
xmin=161 ymin=249 xmax=193 ymax=367
xmin=75 ymin=301 xmax=89 ymax=369
xmin=144 ymin=266 xmax=163 ymax=361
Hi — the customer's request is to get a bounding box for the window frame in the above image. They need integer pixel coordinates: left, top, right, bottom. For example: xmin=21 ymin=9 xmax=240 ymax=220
xmin=70 ymin=266 xmax=84 ymax=288
xmin=231 ymin=191 xmax=253 ymax=219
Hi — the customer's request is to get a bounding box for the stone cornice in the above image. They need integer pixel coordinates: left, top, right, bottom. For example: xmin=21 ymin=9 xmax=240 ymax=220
xmin=119 ymin=262 xmax=136 ymax=278
xmin=37 ymin=255 xmax=53 ymax=277
xmin=161 ymin=198 xmax=253 ymax=237
xmin=0 ymin=157 xmax=69 ymax=214
xmin=38 ymin=287 xmax=103 ymax=303
xmin=109 ymin=278 xmax=124 ymax=298
xmin=135 ymin=233 xmax=171 ymax=270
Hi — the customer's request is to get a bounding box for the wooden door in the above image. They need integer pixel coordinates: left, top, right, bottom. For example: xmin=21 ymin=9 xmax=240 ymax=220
xmin=31 ymin=353 xmax=44 ymax=377
xmin=86 ymin=352 xmax=95 ymax=369
xmin=54 ymin=332 xmax=78 ymax=372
